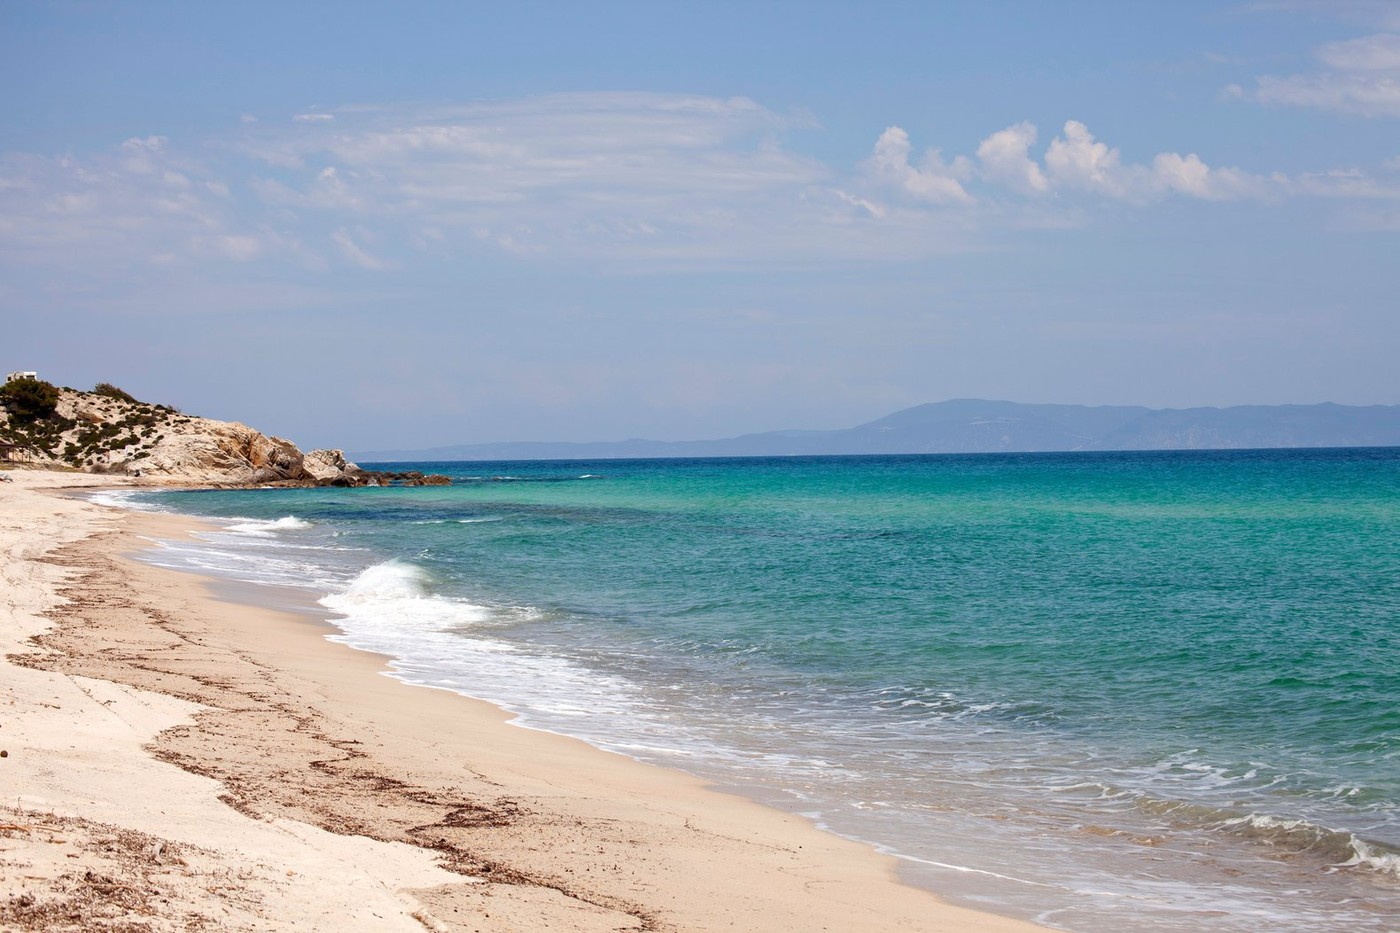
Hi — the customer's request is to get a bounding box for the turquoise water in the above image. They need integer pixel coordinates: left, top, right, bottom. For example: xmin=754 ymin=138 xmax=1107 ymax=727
xmin=113 ymin=449 xmax=1400 ymax=930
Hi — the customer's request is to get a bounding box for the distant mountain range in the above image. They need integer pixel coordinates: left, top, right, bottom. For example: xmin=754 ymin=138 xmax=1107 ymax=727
xmin=351 ymin=399 xmax=1400 ymax=463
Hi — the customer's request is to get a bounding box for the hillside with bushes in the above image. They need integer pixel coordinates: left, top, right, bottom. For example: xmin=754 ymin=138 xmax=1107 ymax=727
xmin=0 ymin=379 xmax=444 ymax=486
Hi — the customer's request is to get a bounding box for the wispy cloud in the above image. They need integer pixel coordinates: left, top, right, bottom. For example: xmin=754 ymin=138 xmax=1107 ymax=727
xmin=0 ymin=128 xmax=329 ymax=307
xmin=0 ymin=135 xmax=260 ymax=266
xmin=241 ymin=93 xmax=848 ymax=262
xmin=1230 ymin=32 xmax=1400 ymax=117
xmin=1 ymin=91 xmax=1396 ymax=289
xmin=331 ymin=228 xmax=393 ymax=270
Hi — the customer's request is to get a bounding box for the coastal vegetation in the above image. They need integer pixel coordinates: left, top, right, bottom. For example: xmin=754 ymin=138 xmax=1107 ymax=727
xmin=0 ymin=381 xmax=178 ymax=469
xmin=0 ymin=379 xmax=448 ymax=486
xmin=91 ymin=382 xmax=140 ymax=404
xmin=0 ymin=377 xmax=60 ymax=424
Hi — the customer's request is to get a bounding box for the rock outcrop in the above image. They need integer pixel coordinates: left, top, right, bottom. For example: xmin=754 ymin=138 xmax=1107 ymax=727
xmin=301 ymin=448 xmax=351 ymax=484
xmin=0 ymin=384 xmax=448 ymax=488
xmin=137 ymin=421 xmax=308 ymax=484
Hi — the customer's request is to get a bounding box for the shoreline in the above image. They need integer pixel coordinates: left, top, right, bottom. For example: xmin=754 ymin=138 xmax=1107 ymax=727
xmin=1 ymin=469 xmax=1049 ymax=931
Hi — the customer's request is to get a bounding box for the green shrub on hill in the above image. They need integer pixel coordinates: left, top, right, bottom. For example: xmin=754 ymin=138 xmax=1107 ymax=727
xmin=92 ymin=382 xmax=139 ymax=403
xmin=0 ymin=381 xmax=194 ymax=467
xmin=0 ymin=378 xmax=60 ymax=424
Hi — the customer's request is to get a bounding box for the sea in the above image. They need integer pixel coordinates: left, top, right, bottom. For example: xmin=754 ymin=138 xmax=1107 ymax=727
xmin=92 ymin=448 xmax=1400 ymax=931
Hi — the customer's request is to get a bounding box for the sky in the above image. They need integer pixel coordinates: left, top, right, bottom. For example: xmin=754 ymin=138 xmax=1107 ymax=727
xmin=2 ymin=1 xmax=1398 ymax=451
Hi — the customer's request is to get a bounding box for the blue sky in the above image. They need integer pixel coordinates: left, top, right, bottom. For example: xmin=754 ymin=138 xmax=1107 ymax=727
xmin=2 ymin=1 xmax=1397 ymax=450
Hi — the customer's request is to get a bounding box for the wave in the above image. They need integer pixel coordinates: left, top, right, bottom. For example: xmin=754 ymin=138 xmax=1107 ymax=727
xmin=314 ymin=562 xmax=659 ymax=746
xmin=1215 ymin=813 xmax=1400 ymax=878
xmin=141 ymin=537 xmax=347 ymax=591
xmin=319 ymin=560 xmax=494 ymax=632
xmin=333 ymin=560 xmax=431 ymax=600
xmin=85 ymin=489 xmax=164 ymax=512
xmin=1339 ymin=838 xmax=1400 ymax=877
xmin=408 ymin=517 xmax=502 ymax=525
xmin=224 ymin=515 xmax=313 ymax=536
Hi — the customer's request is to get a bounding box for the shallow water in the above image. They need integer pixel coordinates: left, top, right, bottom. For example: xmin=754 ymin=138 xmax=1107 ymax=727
xmin=105 ymin=449 xmax=1400 ymax=931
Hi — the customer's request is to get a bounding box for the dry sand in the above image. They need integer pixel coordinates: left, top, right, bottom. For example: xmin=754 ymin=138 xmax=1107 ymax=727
xmin=0 ymin=469 xmax=1050 ymax=932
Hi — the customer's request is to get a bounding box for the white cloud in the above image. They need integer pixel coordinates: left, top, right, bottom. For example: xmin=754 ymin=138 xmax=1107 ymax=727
xmin=241 ymin=93 xmax=871 ymax=262
xmin=0 ymin=136 xmax=291 ymax=275
xmin=1243 ymin=32 xmax=1400 ymax=116
xmin=1254 ymin=73 xmax=1400 ymax=116
xmin=830 ymin=188 xmax=886 ymax=218
xmin=1150 ymin=153 xmax=1231 ymax=199
xmin=1049 ymin=124 xmax=1283 ymax=201
xmin=1044 ymin=120 xmax=1136 ymax=198
xmin=121 ymin=135 xmax=168 ymax=153
xmin=863 ymin=126 xmax=971 ymax=204
xmin=119 ymin=135 xmax=171 ymax=175
xmin=294 ymin=112 xmax=335 ymax=122
xmin=331 ymin=228 xmax=393 ymax=269
xmin=1294 ymin=168 xmax=1400 ymax=198
xmin=2 ymin=93 xmax=1395 ymax=289
xmin=1317 ymin=32 xmax=1400 ymax=71
xmin=877 ymin=120 xmax=1284 ymax=206
xmin=975 ymin=122 xmax=1049 ymax=195
xmin=284 ymin=94 xmax=823 ymax=204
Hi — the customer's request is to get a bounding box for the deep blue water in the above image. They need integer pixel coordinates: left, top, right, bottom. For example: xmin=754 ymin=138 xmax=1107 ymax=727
xmin=108 ymin=449 xmax=1400 ymax=931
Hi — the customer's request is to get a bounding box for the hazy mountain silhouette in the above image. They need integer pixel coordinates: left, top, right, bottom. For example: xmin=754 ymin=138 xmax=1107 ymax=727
xmin=352 ymin=399 xmax=1400 ymax=462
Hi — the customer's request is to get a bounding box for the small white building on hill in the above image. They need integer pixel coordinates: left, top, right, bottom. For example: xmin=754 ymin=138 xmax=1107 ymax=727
xmin=5 ymin=371 xmax=38 ymax=383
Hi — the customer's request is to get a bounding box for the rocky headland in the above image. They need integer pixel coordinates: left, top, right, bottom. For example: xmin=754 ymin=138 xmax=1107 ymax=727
xmin=0 ymin=380 xmax=449 ymax=487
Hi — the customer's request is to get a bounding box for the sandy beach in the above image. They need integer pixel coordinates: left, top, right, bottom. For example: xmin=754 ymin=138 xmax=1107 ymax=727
xmin=0 ymin=469 xmax=1048 ymax=932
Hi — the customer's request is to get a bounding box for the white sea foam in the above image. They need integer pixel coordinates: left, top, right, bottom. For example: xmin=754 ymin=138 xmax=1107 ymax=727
xmin=409 ymin=517 xmax=501 ymax=525
xmin=142 ymin=538 xmax=346 ymax=591
xmin=1220 ymin=813 xmax=1312 ymax=833
xmin=1338 ymin=838 xmax=1400 ymax=878
xmin=1213 ymin=812 xmax=1400 ymax=878
xmin=224 ymin=515 xmax=313 ymax=536
xmin=318 ymin=565 xmax=719 ymax=745
xmin=85 ymin=489 xmax=164 ymax=511
xmin=320 ymin=561 xmax=493 ymax=634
